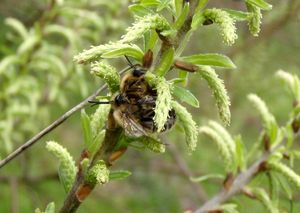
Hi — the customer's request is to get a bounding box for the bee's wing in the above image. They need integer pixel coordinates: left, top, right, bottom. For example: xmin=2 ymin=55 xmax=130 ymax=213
xmin=123 ymin=113 xmax=148 ymax=137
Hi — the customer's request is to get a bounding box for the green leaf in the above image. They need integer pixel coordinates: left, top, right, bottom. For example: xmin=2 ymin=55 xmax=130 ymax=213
xmin=144 ymin=30 xmax=158 ymax=51
xmin=223 ymin=9 xmax=250 ymax=21
xmin=235 ymin=135 xmax=246 ymax=171
xmin=81 ymin=110 xmax=92 ymax=148
xmin=273 ymin=172 xmax=293 ymax=200
xmin=88 ymin=130 xmax=105 ymax=157
xmin=45 ymin=202 xmax=55 ymax=213
xmin=174 ymin=0 xmax=183 ymax=17
xmin=129 ymin=4 xmax=153 ymax=17
xmin=181 ymin=54 xmax=236 ymax=69
xmin=246 ymin=0 xmax=272 ymax=10
xmin=155 ymin=47 xmax=174 ymax=76
xmin=109 ymin=170 xmax=132 ymax=181
xmin=140 ymin=0 xmax=160 ymax=7
xmin=172 ymin=85 xmax=199 ymax=108
xmin=101 ymin=46 xmax=144 ymax=62
xmin=174 ymin=2 xmax=189 ymax=30
xmin=190 ymin=174 xmax=224 ymax=182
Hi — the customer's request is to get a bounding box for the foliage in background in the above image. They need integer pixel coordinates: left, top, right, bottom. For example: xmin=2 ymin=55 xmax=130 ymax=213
xmin=1 ymin=0 xmax=300 ymax=212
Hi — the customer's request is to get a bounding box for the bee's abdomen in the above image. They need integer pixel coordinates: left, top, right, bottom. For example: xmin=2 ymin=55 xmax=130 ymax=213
xmin=162 ymin=109 xmax=176 ymax=132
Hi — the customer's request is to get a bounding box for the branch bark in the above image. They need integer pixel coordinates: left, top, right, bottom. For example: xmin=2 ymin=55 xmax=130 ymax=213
xmin=194 ymin=144 xmax=283 ymax=213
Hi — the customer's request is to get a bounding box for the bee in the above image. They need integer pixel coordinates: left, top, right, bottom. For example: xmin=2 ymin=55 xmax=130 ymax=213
xmin=90 ymin=50 xmax=176 ymax=137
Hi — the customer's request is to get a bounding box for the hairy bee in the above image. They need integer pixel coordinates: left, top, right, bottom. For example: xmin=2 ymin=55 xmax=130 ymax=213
xmin=90 ymin=50 xmax=176 ymax=137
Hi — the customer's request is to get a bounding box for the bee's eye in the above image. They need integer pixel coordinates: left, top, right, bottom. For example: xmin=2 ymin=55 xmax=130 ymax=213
xmin=115 ymin=95 xmax=127 ymax=105
xmin=132 ymin=67 xmax=145 ymax=77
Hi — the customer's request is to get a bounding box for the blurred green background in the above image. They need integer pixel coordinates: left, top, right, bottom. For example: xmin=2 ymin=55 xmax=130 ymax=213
xmin=0 ymin=0 xmax=299 ymax=212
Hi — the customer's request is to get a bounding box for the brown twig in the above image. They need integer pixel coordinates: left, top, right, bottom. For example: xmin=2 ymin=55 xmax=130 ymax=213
xmin=166 ymin=141 xmax=208 ymax=202
xmin=194 ymin=143 xmax=283 ymax=213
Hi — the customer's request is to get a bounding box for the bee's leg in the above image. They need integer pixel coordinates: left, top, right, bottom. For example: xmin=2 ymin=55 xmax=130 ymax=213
xmin=108 ymin=147 xmax=127 ymax=165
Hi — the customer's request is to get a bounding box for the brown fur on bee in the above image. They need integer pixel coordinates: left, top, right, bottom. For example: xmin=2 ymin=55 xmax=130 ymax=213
xmin=112 ymin=66 xmax=176 ymax=137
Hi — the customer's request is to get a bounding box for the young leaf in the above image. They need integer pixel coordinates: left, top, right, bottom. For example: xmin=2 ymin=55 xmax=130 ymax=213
xmin=250 ymin=188 xmax=279 ymax=213
xmin=88 ymin=130 xmax=106 ymax=157
xmin=174 ymin=2 xmax=189 ymax=30
xmin=129 ymin=4 xmax=153 ymax=17
xmin=81 ymin=109 xmax=92 ymax=148
xmin=180 ymin=54 xmax=236 ymax=69
xmin=273 ymin=172 xmax=293 ymax=200
xmin=190 ymin=174 xmax=224 ymax=183
xmin=144 ymin=30 xmax=158 ymax=51
xmin=101 ymin=46 xmax=144 ymax=61
xmin=223 ymin=9 xmax=250 ymax=21
xmin=235 ymin=135 xmax=246 ymax=171
xmin=155 ymin=47 xmax=175 ymax=76
xmin=109 ymin=170 xmax=132 ymax=181
xmin=172 ymin=85 xmax=199 ymax=108
xmin=246 ymin=0 xmax=272 ymax=10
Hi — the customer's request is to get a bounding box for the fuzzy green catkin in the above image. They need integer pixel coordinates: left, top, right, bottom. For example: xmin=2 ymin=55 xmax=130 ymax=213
xmin=120 ymin=14 xmax=171 ymax=43
xmin=74 ymin=42 xmax=140 ymax=64
xmin=91 ymin=61 xmax=120 ymax=93
xmin=198 ymin=66 xmax=231 ymax=125
xmin=199 ymin=126 xmax=232 ymax=171
xmin=268 ymin=161 xmax=300 ymax=190
xmin=208 ymin=121 xmax=236 ymax=161
xmin=147 ymin=75 xmax=172 ymax=132
xmin=172 ymin=101 xmax=198 ymax=152
xmin=46 ymin=141 xmax=76 ymax=192
xmin=85 ymin=160 xmax=109 ymax=186
xmin=247 ymin=94 xmax=278 ymax=142
xmin=203 ymin=8 xmax=237 ymax=45
xmin=91 ymin=104 xmax=111 ymax=137
xmin=276 ymin=70 xmax=300 ymax=100
xmin=141 ymin=137 xmax=166 ymax=153
xmin=246 ymin=3 xmax=262 ymax=36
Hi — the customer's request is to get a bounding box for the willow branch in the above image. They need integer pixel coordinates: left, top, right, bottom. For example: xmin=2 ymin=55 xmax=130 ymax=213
xmin=194 ymin=143 xmax=283 ymax=213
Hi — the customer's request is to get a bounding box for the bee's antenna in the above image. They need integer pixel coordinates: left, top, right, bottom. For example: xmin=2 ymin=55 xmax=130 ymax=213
xmin=125 ymin=55 xmax=134 ymax=68
xmin=88 ymin=100 xmax=112 ymax=107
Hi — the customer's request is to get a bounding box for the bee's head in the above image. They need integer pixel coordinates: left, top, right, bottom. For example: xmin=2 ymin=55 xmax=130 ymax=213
xmin=132 ymin=65 xmax=146 ymax=77
xmin=114 ymin=94 xmax=129 ymax=106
